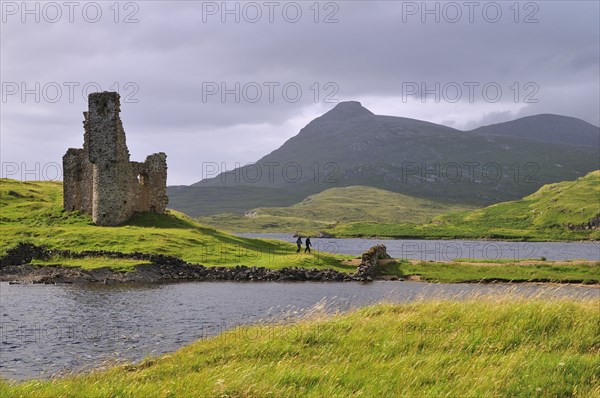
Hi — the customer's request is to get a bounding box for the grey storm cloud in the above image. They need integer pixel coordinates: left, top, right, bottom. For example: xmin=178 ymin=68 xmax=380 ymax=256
xmin=1 ymin=0 xmax=598 ymax=185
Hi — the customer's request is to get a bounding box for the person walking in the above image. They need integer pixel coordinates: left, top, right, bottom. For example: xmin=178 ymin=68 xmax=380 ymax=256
xmin=296 ymin=236 xmax=302 ymax=253
xmin=304 ymin=236 xmax=312 ymax=253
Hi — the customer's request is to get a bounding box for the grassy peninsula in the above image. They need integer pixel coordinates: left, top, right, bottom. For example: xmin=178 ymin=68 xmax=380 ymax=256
xmin=0 ymin=178 xmax=347 ymax=271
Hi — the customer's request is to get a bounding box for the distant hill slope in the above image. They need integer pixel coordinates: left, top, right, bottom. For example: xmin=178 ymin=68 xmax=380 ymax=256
xmin=169 ymin=102 xmax=599 ymax=216
xmin=469 ymin=114 xmax=600 ymax=147
xmin=330 ymin=170 xmax=600 ymax=241
xmin=199 ymin=186 xmax=472 ymax=233
xmin=166 ymin=185 xmax=305 ymax=218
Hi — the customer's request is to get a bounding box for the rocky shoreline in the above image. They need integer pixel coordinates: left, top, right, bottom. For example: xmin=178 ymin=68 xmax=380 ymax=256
xmin=0 ymin=243 xmax=391 ymax=284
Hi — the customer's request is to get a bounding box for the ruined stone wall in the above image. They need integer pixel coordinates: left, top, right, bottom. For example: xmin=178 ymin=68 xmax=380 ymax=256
xmin=63 ymin=148 xmax=94 ymax=214
xmin=354 ymin=244 xmax=390 ymax=281
xmin=63 ymin=92 xmax=168 ymax=226
xmin=129 ymin=153 xmax=169 ymax=214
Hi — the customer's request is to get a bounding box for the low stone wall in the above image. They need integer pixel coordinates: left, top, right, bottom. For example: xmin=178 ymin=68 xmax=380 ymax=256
xmin=566 ymin=215 xmax=600 ymax=230
xmin=0 ymin=243 xmax=49 ymax=266
xmin=0 ymin=263 xmax=355 ymax=284
xmin=354 ymin=244 xmax=391 ymax=281
xmin=0 ymin=243 xmax=185 ymax=267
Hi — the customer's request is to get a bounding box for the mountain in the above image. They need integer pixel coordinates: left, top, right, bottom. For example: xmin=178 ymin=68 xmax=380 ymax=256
xmin=469 ymin=114 xmax=599 ymax=147
xmin=168 ymin=102 xmax=600 ymax=216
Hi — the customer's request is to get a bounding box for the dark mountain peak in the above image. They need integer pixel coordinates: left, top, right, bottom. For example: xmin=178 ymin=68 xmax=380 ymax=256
xmin=334 ymin=100 xmax=366 ymax=109
xmin=175 ymin=105 xmax=600 ymax=216
xmin=320 ymin=101 xmax=374 ymax=121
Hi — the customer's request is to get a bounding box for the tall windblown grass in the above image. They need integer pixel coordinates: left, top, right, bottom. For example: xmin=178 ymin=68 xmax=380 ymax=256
xmin=1 ymin=291 xmax=598 ymax=397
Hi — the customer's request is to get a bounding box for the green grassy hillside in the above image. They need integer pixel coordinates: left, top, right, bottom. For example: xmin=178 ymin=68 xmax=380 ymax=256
xmin=2 ymin=298 xmax=599 ymax=397
xmin=199 ymin=186 xmax=471 ymax=234
xmin=167 ymin=185 xmax=306 ymax=217
xmin=0 ymin=179 xmax=346 ymax=270
xmin=331 ymin=171 xmax=600 ymax=240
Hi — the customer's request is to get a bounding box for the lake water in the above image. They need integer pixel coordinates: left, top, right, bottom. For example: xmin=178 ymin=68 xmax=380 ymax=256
xmin=237 ymin=233 xmax=600 ymax=261
xmin=1 ymin=281 xmax=598 ymax=381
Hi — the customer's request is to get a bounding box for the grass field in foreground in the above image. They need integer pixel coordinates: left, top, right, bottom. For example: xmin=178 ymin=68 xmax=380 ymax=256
xmin=1 ymin=297 xmax=598 ymax=397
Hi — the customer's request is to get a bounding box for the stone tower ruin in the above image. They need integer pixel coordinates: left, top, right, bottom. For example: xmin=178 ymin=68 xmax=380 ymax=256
xmin=63 ymin=92 xmax=168 ymax=226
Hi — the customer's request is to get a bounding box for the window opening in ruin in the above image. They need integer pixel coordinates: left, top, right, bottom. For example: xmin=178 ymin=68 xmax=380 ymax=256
xmin=137 ymin=173 xmax=149 ymax=186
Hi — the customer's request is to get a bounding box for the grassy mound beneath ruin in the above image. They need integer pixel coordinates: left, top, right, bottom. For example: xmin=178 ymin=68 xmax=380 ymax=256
xmin=0 ymin=179 xmax=348 ymax=271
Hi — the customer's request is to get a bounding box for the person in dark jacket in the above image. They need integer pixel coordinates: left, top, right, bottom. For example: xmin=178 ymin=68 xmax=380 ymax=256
xmin=296 ymin=236 xmax=302 ymax=253
xmin=304 ymin=236 xmax=312 ymax=253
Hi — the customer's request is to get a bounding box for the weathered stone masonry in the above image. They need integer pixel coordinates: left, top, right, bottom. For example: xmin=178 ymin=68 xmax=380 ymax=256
xmin=63 ymin=92 xmax=168 ymax=226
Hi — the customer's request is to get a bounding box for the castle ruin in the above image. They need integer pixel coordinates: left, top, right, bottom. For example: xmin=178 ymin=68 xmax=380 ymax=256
xmin=63 ymin=92 xmax=168 ymax=226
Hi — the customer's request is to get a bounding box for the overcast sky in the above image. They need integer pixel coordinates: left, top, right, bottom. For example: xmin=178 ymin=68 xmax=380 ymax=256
xmin=2 ymin=0 xmax=599 ymax=185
